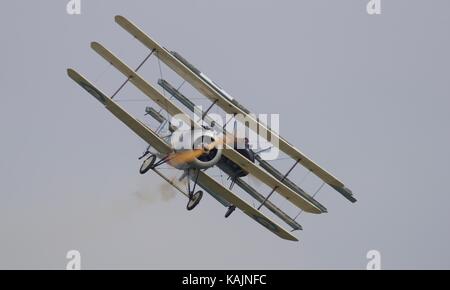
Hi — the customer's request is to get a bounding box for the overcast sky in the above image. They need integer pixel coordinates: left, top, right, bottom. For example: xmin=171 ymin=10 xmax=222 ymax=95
xmin=1 ymin=0 xmax=449 ymax=269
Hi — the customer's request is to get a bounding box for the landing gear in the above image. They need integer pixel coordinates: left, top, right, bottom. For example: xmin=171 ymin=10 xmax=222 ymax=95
xmin=139 ymin=154 xmax=156 ymax=174
xmin=225 ymin=205 xmax=236 ymax=218
xmin=138 ymin=150 xmax=171 ymax=174
xmin=187 ymin=190 xmax=203 ymax=211
xmin=185 ymin=169 xmax=203 ymax=211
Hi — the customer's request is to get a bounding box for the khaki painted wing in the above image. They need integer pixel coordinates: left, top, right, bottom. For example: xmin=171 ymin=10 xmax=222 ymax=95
xmin=195 ymin=170 xmax=298 ymax=241
xmin=67 ymin=69 xmax=172 ymax=155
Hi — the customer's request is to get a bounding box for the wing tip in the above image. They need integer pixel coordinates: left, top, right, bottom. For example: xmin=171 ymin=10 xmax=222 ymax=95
xmin=90 ymin=41 xmax=100 ymax=49
xmin=67 ymin=68 xmax=78 ymax=80
xmin=303 ymin=205 xmax=323 ymax=215
xmin=286 ymin=236 xmax=299 ymax=242
xmin=331 ymin=185 xmax=357 ymax=203
xmin=115 ymin=15 xmax=129 ymax=25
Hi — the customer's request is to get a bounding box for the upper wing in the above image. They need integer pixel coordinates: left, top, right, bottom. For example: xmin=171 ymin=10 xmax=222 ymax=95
xmin=67 ymin=68 xmax=297 ymax=241
xmin=115 ymin=15 xmax=356 ymax=202
xmin=67 ymin=69 xmax=171 ymax=156
xmin=90 ymin=41 xmax=322 ymax=214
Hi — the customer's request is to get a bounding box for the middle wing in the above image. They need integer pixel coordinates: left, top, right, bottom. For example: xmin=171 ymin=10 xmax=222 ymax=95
xmin=67 ymin=68 xmax=298 ymax=241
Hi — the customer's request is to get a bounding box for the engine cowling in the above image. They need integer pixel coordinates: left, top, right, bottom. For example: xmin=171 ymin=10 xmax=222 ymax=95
xmin=170 ymin=129 xmax=223 ymax=170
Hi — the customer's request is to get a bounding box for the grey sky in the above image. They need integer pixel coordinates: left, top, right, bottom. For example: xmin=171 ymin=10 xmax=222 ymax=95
xmin=1 ymin=0 xmax=449 ymax=269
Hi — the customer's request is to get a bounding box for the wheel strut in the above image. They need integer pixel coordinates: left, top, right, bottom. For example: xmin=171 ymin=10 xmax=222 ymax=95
xmin=186 ymin=169 xmax=202 ymax=210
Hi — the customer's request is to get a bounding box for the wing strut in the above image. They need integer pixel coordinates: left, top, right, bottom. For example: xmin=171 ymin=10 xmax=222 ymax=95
xmin=202 ymin=99 xmax=218 ymax=120
xmin=257 ymin=159 xmax=300 ymax=210
xmin=111 ymin=48 xmax=155 ymax=99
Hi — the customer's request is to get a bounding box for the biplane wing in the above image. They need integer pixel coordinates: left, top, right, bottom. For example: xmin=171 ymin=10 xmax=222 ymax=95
xmin=90 ymin=41 xmax=322 ymax=214
xmin=195 ymin=169 xmax=298 ymax=241
xmin=67 ymin=68 xmax=298 ymax=241
xmin=67 ymin=69 xmax=171 ymax=155
xmin=115 ymin=15 xmax=356 ymax=203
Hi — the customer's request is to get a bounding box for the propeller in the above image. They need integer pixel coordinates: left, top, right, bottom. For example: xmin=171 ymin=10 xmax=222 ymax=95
xmin=168 ymin=135 xmax=233 ymax=167
xmin=168 ymin=148 xmax=204 ymax=166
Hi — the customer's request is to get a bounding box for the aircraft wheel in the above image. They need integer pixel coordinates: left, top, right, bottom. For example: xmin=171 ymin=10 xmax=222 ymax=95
xmin=139 ymin=155 xmax=156 ymax=174
xmin=187 ymin=190 xmax=203 ymax=211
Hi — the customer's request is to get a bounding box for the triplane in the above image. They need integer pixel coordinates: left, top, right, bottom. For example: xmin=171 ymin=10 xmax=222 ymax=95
xmin=68 ymin=16 xmax=356 ymax=241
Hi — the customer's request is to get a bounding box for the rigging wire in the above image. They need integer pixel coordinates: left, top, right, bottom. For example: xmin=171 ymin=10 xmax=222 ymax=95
xmin=293 ymin=181 xmax=325 ymax=220
xmin=93 ymin=63 xmax=112 ymax=83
